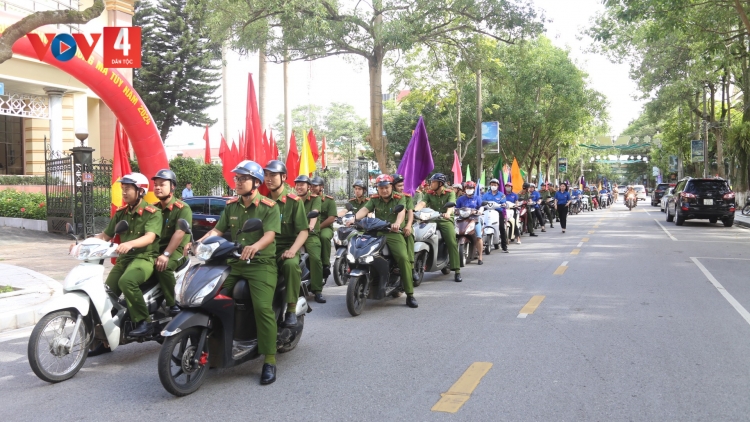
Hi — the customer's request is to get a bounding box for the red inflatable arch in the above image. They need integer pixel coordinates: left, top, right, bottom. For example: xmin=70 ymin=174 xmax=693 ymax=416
xmin=7 ymin=31 xmax=168 ymax=180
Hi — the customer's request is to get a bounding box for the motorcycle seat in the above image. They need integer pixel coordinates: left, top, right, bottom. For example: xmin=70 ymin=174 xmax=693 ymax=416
xmin=139 ymin=277 xmax=159 ymax=293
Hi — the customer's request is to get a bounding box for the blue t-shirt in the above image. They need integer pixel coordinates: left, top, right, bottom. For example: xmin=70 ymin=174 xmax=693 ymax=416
xmin=571 ymin=189 xmax=582 ymax=198
xmin=530 ymin=191 xmax=541 ymax=208
xmin=456 ymin=194 xmax=482 ymax=210
xmin=482 ymin=191 xmax=507 ymax=206
xmin=555 ymin=190 xmax=571 ymax=205
xmin=506 ymin=192 xmax=518 ymax=203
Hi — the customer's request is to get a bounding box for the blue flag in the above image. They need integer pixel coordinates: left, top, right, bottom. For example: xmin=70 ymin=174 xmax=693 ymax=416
xmin=397 ymin=116 xmax=434 ymax=194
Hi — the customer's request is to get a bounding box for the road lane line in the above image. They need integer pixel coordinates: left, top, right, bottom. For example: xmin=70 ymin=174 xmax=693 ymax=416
xmin=581 ymin=238 xmax=589 ymax=242
xmin=519 ymin=295 xmax=546 ymax=314
xmin=654 ymin=219 xmax=678 ymax=241
xmin=554 ymin=261 xmax=568 ymax=275
xmin=691 ymin=257 xmax=750 ymax=327
xmin=431 ymin=362 xmax=493 ymax=413
xmin=571 ymin=249 xmax=580 ymax=255
xmin=588 ymin=230 xmax=595 ymax=234
xmin=577 ymin=242 xmax=583 ymax=247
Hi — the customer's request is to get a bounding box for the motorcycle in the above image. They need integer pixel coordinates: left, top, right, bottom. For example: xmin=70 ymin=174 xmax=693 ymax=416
xmin=332 ymin=211 xmax=358 ymax=286
xmin=581 ymin=195 xmax=591 ymax=212
xmin=481 ymin=201 xmax=502 ymax=254
xmin=157 ymin=218 xmax=309 ymax=396
xmin=626 ymin=194 xmax=637 ymax=210
xmin=742 ymin=197 xmax=750 ymax=216
xmin=345 ymin=205 xmax=406 ymax=316
xmin=455 ymin=207 xmax=482 ymax=267
xmin=413 ymin=202 xmax=456 ymax=285
xmin=28 ymin=221 xmax=190 ymax=383
xmin=503 ymin=202 xmax=521 ymax=241
xmin=569 ymin=197 xmax=581 ymax=215
xmin=599 ymin=192 xmax=609 ymax=209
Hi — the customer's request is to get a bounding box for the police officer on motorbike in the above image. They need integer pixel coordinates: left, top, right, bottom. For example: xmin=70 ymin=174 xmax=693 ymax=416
xmin=415 ymin=173 xmax=462 ymax=282
xmin=391 ymin=174 xmax=418 ymax=280
xmin=456 ymin=180 xmax=484 ymax=264
xmin=539 ymin=182 xmax=555 ymax=229
xmin=295 ymin=175 xmax=325 ymax=303
xmin=481 ymin=178 xmax=509 ymax=252
xmin=311 ymin=176 xmax=336 ymax=284
xmin=354 ymin=174 xmax=417 ymax=308
xmin=151 ymin=169 xmax=192 ymax=316
xmin=263 ymin=160 xmax=309 ymax=328
xmin=342 ymin=179 xmax=369 ymax=216
xmin=198 ymin=160 xmax=281 ymax=385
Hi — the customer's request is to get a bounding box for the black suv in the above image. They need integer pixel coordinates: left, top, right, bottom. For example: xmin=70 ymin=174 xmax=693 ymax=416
xmin=665 ymin=178 xmax=735 ymax=226
xmin=651 ymin=183 xmax=674 ymax=206
xmin=182 ymin=196 xmax=232 ymax=240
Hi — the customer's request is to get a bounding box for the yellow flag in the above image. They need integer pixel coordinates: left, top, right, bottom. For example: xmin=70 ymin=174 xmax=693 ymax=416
xmin=511 ymin=158 xmax=523 ymax=193
xmin=598 ymin=181 xmax=602 ymax=191
xmin=299 ymin=130 xmax=317 ymax=176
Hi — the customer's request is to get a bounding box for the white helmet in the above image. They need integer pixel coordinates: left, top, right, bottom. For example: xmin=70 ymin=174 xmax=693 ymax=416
xmin=118 ymin=172 xmax=150 ymax=196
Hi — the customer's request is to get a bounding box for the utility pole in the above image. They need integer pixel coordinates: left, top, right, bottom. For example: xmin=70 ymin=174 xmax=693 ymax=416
xmin=475 ymin=70 xmax=483 ymax=184
xmin=221 ymin=43 xmax=229 ymax=142
xmin=284 ymin=58 xmax=291 ymax=153
xmin=703 ymin=85 xmax=708 ymax=178
xmin=259 ymin=50 xmax=268 ymax=131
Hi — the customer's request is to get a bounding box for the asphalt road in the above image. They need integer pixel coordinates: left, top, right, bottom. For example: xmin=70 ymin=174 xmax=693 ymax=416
xmin=2 ymin=198 xmax=750 ymax=421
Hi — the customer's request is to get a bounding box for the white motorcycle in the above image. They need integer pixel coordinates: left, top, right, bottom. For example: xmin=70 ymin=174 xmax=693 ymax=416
xmin=481 ymin=201 xmax=502 ymax=254
xmin=27 ymin=222 xmax=190 ymax=383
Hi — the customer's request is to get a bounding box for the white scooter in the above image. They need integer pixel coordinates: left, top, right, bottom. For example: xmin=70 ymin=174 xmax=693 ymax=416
xmin=27 ymin=222 xmax=190 ymax=383
xmin=481 ymin=201 xmax=502 ymax=254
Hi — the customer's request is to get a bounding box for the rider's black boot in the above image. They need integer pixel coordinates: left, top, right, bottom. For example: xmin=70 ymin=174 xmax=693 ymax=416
xmin=130 ymin=320 xmax=153 ymax=337
xmin=260 ymin=364 xmax=276 ymax=385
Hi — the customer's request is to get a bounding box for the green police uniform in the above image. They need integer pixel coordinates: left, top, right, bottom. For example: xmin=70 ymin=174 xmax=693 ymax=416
xmin=401 ymin=192 xmax=415 ymax=264
xmin=520 ymin=191 xmax=536 ymax=234
xmin=540 ymin=189 xmax=554 ymax=227
xmin=303 ymin=192 xmax=324 ymax=293
xmin=271 ymin=186 xmax=308 ymax=307
xmin=104 ymin=200 xmax=163 ymax=323
xmin=362 ymin=192 xmax=414 ymax=295
xmin=153 ymin=196 xmax=192 ymax=307
xmin=215 ymin=193 xmax=280 ymax=357
xmin=319 ymin=194 xmax=338 ymax=276
xmin=420 ymin=187 xmax=460 ymax=271
xmin=348 ymin=197 xmax=369 ymax=214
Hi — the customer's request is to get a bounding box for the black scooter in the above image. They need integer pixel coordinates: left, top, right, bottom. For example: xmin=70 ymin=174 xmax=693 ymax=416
xmin=157 ymin=218 xmax=310 ymax=397
xmin=345 ymin=205 xmax=405 ymax=316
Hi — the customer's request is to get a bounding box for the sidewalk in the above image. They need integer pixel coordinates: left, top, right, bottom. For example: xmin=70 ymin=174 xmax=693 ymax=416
xmin=736 ymin=213 xmax=750 ymax=229
xmin=0 ymin=263 xmax=62 ymax=332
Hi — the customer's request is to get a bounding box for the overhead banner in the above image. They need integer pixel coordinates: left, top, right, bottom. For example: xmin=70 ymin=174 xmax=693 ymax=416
xmin=668 ymin=155 xmax=678 ymax=172
xmin=481 ymin=121 xmax=499 ymax=153
xmin=558 ymin=157 xmax=567 ymax=173
xmin=691 ymin=140 xmax=704 ymax=163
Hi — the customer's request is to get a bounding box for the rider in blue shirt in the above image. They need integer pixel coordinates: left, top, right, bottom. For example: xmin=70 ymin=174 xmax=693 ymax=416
xmin=481 ymin=178 xmax=508 ymax=252
xmin=504 ymin=182 xmax=521 ymax=244
xmin=529 ymin=184 xmax=546 ymax=232
xmin=455 ymin=181 xmax=485 ymax=264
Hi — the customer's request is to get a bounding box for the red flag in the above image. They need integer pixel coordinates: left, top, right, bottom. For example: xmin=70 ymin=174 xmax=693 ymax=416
xmin=285 ymin=133 xmax=300 ymax=186
xmin=307 ymin=128 xmax=319 ymax=162
xmin=452 ymin=150 xmax=462 ymax=185
xmin=239 ymin=131 xmax=246 ymax=161
xmin=270 ymin=131 xmax=279 ymax=161
xmin=111 ymin=121 xmax=132 ymax=216
xmin=257 ymin=130 xmax=270 ymax=195
xmin=245 ymin=73 xmax=263 ymax=162
xmin=230 ymin=140 xmax=240 ymax=170
xmin=203 ymin=125 xmax=211 ymax=164
xmin=321 ymin=136 xmax=327 ymax=169
xmin=219 ymin=134 xmax=235 ymax=189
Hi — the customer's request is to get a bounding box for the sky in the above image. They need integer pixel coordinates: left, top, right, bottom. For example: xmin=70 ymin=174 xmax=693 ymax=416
xmin=165 ymin=0 xmax=644 ymax=150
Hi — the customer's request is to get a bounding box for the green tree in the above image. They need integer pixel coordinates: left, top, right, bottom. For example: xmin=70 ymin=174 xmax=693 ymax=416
xmin=134 ymin=0 xmax=221 ymax=141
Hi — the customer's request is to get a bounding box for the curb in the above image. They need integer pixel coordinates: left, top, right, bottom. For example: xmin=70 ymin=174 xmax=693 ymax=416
xmin=735 ymin=218 xmax=750 ymax=229
xmin=0 ymin=264 xmax=62 ymax=333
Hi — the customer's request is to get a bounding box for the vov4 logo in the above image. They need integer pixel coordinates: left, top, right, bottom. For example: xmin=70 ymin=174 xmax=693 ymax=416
xmin=26 ymin=27 xmax=141 ymax=68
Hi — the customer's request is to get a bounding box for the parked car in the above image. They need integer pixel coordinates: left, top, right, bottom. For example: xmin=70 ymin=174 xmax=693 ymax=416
xmin=632 ymin=185 xmax=647 ymax=201
xmin=182 ymin=196 xmax=232 ymax=240
xmin=666 ymin=178 xmax=735 ymax=226
xmin=617 ymin=185 xmax=627 ymax=197
xmin=660 ymin=187 xmax=674 ymax=212
xmin=651 ymin=183 xmax=675 ymax=206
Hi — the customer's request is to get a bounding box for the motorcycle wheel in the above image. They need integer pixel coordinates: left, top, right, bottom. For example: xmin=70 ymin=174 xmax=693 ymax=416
xmin=742 ymin=204 xmax=750 ymax=216
xmin=333 ymin=256 xmax=348 ymax=286
xmin=413 ymin=252 xmax=426 ymax=287
xmin=458 ymin=243 xmax=466 ymax=267
xmin=346 ymin=276 xmax=367 ymax=316
xmin=28 ymin=310 xmax=90 ymax=383
xmin=158 ymin=327 xmax=209 ymax=397
xmin=278 ymin=315 xmax=304 ymax=353
xmin=440 ymin=267 xmax=451 ymax=275
xmin=484 ymin=234 xmax=492 ymax=255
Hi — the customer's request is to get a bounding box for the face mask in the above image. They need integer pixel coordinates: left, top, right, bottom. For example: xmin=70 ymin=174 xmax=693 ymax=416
xmin=465 ymin=189 xmax=475 ymax=196
xmin=490 ymin=186 xmax=498 ymax=192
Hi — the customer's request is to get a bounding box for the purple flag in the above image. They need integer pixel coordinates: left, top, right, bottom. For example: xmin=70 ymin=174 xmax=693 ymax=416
xmin=397 ymin=116 xmax=434 ymax=194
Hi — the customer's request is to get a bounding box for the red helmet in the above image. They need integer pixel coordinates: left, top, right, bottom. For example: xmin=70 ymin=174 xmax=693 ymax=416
xmin=375 ymin=174 xmax=394 ymax=187
xmin=464 ymin=181 xmax=477 ymax=189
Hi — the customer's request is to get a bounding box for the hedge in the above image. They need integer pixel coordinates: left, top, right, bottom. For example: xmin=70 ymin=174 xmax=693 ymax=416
xmin=0 ymin=175 xmax=47 ymax=185
xmin=0 ymin=189 xmax=47 ymax=220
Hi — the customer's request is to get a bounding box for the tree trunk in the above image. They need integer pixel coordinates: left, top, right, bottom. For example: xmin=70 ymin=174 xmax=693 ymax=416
xmin=284 ymin=57 xmax=291 ymax=153
xmin=368 ymin=54 xmax=387 ymax=172
xmin=475 ymin=70 xmax=482 ymax=184
xmin=456 ymin=79 xmax=461 ymax=159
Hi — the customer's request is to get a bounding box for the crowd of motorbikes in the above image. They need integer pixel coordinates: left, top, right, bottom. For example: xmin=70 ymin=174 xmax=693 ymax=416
xmin=26 ymin=185 xmax=625 ymax=397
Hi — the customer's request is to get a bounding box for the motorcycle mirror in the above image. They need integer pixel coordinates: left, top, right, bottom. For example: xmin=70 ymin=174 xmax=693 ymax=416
xmin=481 ymin=201 xmax=489 ymax=206
xmin=177 ymin=218 xmax=192 ymax=234
xmin=443 ymin=202 xmax=456 ymax=209
xmin=345 ymin=202 xmax=354 ymax=211
xmin=393 ymin=204 xmax=405 ymax=214
xmin=240 ymin=218 xmax=264 ymax=233
xmin=307 ymin=210 xmax=320 ymax=219
xmin=114 ymin=220 xmax=129 ymax=235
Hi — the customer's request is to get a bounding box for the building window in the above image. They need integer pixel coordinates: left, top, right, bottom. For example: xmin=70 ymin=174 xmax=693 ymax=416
xmin=0 ymin=115 xmax=23 ymax=175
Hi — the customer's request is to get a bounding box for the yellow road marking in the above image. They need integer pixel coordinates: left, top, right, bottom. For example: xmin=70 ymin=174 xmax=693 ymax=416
xmin=571 ymin=249 xmax=580 ymax=255
xmin=519 ymin=295 xmax=546 ymax=314
xmin=431 ymin=362 xmax=493 ymax=413
xmin=581 ymin=237 xmax=589 ymax=242
xmin=588 ymin=230 xmax=595 ymax=234
xmin=593 ymin=224 xmax=599 ymax=228
xmin=554 ymin=265 xmax=568 ymax=275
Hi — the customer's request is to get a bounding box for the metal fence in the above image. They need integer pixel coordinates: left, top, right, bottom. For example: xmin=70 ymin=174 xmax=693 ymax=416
xmin=44 ymin=151 xmax=74 ymax=234
xmin=92 ymin=158 xmax=112 ymax=233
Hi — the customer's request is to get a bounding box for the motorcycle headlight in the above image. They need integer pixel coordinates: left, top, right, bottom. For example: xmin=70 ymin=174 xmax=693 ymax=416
xmin=459 ymin=209 xmax=471 ymax=218
xmin=195 ymin=242 xmax=220 ymax=261
xmin=360 ymin=256 xmax=374 ymax=264
xmin=347 ymin=253 xmax=355 ymax=263
xmin=189 ymin=275 xmax=222 ymax=306
xmin=466 ymin=222 xmax=475 ymax=233
xmin=75 ymin=244 xmax=96 ymax=259
xmin=418 ymin=212 xmax=431 ymax=221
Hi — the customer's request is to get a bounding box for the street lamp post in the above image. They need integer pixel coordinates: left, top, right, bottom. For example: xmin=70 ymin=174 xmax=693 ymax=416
xmin=394 ymin=151 xmax=401 ymax=171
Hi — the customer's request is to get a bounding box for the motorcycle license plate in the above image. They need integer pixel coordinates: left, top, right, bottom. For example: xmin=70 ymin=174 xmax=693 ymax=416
xmin=704 ymin=199 xmax=713 ymax=205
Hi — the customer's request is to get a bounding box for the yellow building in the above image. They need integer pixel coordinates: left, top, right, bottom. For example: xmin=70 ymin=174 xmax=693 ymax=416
xmin=0 ymin=0 xmax=135 ymax=175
